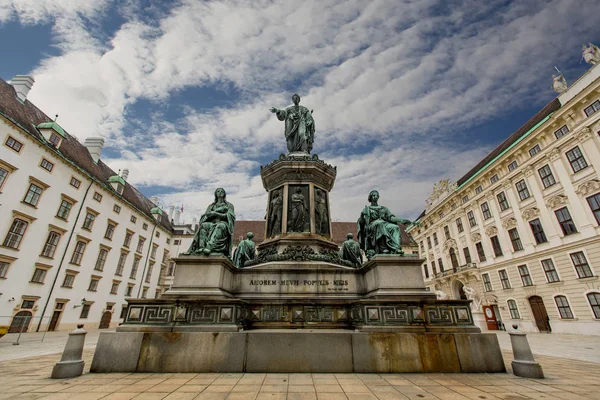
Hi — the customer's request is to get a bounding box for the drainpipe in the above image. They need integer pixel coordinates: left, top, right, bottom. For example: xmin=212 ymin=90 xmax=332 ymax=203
xmin=36 ymin=180 xmax=94 ymax=332
xmin=137 ymin=221 xmax=158 ymax=298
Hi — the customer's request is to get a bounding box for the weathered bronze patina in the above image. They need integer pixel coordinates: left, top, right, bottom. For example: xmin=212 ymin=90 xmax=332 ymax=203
xmin=233 ymin=232 xmax=256 ymax=268
xmin=270 ymin=94 xmax=315 ymax=154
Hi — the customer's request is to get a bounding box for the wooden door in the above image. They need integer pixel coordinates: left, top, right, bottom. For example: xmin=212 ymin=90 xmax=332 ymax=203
xmin=99 ymin=311 xmax=112 ymax=329
xmin=48 ymin=311 xmax=61 ymax=331
xmin=482 ymin=305 xmax=498 ymax=330
xmin=529 ymin=296 xmax=550 ymax=332
xmin=9 ymin=311 xmax=32 ymax=333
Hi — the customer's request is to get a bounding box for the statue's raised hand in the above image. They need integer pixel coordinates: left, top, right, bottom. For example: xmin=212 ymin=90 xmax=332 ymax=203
xmin=269 ymin=107 xmax=278 ymax=113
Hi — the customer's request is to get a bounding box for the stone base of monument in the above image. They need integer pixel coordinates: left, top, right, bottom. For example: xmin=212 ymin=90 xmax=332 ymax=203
xmin=91 ymin=254 xmax=505 ymax=373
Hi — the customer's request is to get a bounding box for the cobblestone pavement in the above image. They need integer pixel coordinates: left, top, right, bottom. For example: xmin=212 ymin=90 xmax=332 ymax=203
xmin=494 ymin=332 xmax=600 ymax=363
xmin=0 ymin=348 xmax=599 ymax=400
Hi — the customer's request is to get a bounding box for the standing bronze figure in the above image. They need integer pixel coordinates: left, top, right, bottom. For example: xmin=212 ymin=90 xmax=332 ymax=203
xmin=270 ymin=94 xmax=315 ymax=154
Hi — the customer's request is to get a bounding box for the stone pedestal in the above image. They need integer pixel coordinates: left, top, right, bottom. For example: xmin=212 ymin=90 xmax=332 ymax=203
xmin=509 ymin=331 xmax=544 ymax=378
xmin=51 ymin=327 xmax=87 ymax=379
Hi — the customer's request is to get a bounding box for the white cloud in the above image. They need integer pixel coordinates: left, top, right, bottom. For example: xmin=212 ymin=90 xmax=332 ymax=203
xmin=4 ymin=0 xmax=600 ymax=221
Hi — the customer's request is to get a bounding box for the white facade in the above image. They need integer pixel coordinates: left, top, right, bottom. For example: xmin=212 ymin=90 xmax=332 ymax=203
xmin=408 ymin=62 xmax=600 ymax=335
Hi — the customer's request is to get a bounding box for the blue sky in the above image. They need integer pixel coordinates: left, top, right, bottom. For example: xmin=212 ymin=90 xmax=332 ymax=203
xmin=1 ymin=0 xmax=599 ymax=222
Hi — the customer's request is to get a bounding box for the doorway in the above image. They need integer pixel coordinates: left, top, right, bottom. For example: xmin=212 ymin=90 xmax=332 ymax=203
xmin=48 ymin=311 xmax=61 ymax=331
xmin=529 ymin=296 xmax=551 ymax=332
xmin=99 ymin=311 xmax=112 ymax=329
xmin=9 ymin=311 xmax=32 ymax=333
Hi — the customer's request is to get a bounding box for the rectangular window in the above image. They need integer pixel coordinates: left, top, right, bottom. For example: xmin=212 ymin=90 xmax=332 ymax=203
xmin=151 ymin=245 xmax=158 ymax=260
xmin=431 ymin=261 xmax=437 ymax=275
xmin=82 ymin=212 xmax=95 ymax=230
xmin=116 ymin=252 xmax=127 ymax=276
xmin=124 ymin=231 xmax=133 ymax=248
xmin=5 ymin=136 xmax=23 ymax=152
xmin=475 ymin=242 xmax=486 ymax=262
xmin=588 ymin=193 xmax=600 ymax=225
xmin=93 ymin=192 xmax=102 ymax=202
xmin=554 ymin=124 xmax=569 ymax=139
xmin=538 ymin=165 xmax=556 ymax=188
xmin=142 ymin=223 xmax=148 ymax=230
xmin=166 ymin=238 xmax=170 ymax=244
xmin=587 ymin=293 xmax=600 ymax=319
xmin=23 ymin=183 xmax=43 ymax=206
xmin=145 ymin=263 xmax=154 ymax=283
xmin=155 ymin=231 xmax=160 ymax=238
xmin=70 ymin=177 xmax=81 ymax=188
xmin=443 ymin=225 xmax=450 ymax=240
xmin=481 ymin=202 xmax=492 ymax=220
xmin=80 ymin=304 xmax=91 ymax=319
xmin=130 ymin=215 xmax=137 ymax=223
xmin=88 ymin=278 xmax=99 ymax=291
xmin=498 ymin=269 xmax=511 ymax=289
xmin=482 ymin=273 xmax=492 ymax=292
xmin=95 ymin=248 xmax=108 ymax=271
xmin=529 ymin=218 xmax=547 ymax=244
xmin=31 ymin=268 xmax=47 ymax=283
xmin=463 ymin=247 xmax=472 ymax=264
xmin=475 ymin=185 xmax=483 ymax=194
xmin=56 ymin=200 xmax=73 ymax=220
xmin=423 ymin=264 xmax=429 ymax=279
xmin=420 ymin=241 xmax=425 ymax=252
xmin=120 ymin=306 xmax=128 ymax=319
xmin=490 ymin=235 xmax=503 ymax=257
xmin=508 ymin=300 xmax=520 ymax=319
xmin=70 ymin=241 xmax=87 ymax=265
xmin=584 ymin=99 xmax=600 ymax=117
xmin=110 ymin=282 xmax=120 ymax=295
xmin=518 ymin=265 xmax=533 ymax=286
xmin=48 ymin=132 xmax=61 ymax=146
xmin=566 ymin=146 xmax=588 ymax=173
xmin=529 ymin=144 xmax=541 ymax=157
xmin=62 ymin=274 xmax=75 ymax=288
xmin=130 ymin=257 xmax=140 ymax=279
xmin=113 ymin=204 xmax=121 ymax=214
xmin=105 ymin=223 xmax=116 ymax=240
xmin=126 ymin=285 xmax=133 ymax=297
xmin=142 ymin=287 xmax=149 ymax=298
xmin=433 ymin=233 xmax=438 ymax=246
xmin=40 ymin=158 xmax=54 ymax=172
xmin=555 ymin=296 xmax=574 ymax=319
xmin=174 ymin=239 xmax=180 ymax=245
xmin=508 ymin=228 xmax=523 ymax=251
xmin=427 ymin=237 xmax=432 ymax=249
xmin=515 ymin=180 xmax=530 ymax=201
xmin=467 ymin=211 xmax=477 ymax=227
xmin=41 ymin=231 xmax=61 ymax=258
xmin=22 ymin=300 xmax=35 ymax=309
xmin=462 ymin=195 xmax=469 ymax=204
xmin=490 ymin=174 xmax=499 ymax=184
xmin=0 ymin=261 xmax=9 ymax=278
xmin=555 ymin=207 xmax=577 ymax=236
xmin=136 ymin=238 xmax=145 ymax=253
xmin=3 ymin=218 xmax=28 ymax=249
xmin=508 ymin=160 xmax=518 ymax=172
xmin=456 ymin=217 xmax=464 ymax=233
xmin=541 ymin=259 xmax=560 ymax=282
xmin=0 ymin=167 xmax=8 ymax=189
xmin=438 ymin=258 xmax=444 ymax=272
xmin=497 ymin=191 xmax=510 ymax=211
xmin=570 ymin=251 xmax=593 ymax=278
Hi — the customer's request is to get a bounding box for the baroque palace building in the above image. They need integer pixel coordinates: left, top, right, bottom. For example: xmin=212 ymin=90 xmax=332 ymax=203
xmin=0 ymin=75 xmax=419 ymax=334
xmin=408 ymin=61 xmax=600 ymax=335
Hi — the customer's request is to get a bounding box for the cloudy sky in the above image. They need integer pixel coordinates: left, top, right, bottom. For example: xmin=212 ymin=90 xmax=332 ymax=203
xmin=1 ymin=0 xmax=599 ymax=223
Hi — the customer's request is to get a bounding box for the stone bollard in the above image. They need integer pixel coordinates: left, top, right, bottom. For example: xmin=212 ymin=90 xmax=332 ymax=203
xmin=509 ymin=324 xmax=544 ymax=379
xmin=51 ymin=325 xmax=87 ymax=379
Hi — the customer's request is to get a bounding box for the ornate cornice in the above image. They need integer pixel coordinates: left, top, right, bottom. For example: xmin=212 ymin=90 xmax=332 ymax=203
xmin=522 ymin=207 xmax=540 ymax=220
xmin=545 ymin=194 xmax=569 ymax=209
xmin=575 ymin=178 xmax=600 ymax=196
xmin=501 ymin=217 xmax=517 ymax=229
xmin=484 ymin=225 xmax=498 ymax=237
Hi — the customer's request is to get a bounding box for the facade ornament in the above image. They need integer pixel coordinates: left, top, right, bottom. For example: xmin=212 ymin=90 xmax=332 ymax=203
xmin=443 ymin=238 xmax=457 ymax=252
xmin=523 ymin=165 xmax=534 ymax=177
xmin=545 ymin=194 xmax=569 ymax=209
xmin=576 ymin=127 xmax=593 ymax=143
xmin=582 ymin=42 xmax=600 ymax=65
xmin=552 ymin=71 xmax=567 ymax=94
xmin=484 ymin=225 xmax=498 ymax=237
xmin=463 ymin=286 xmax=482 ymax=312
xmin=425 ymin=179 xmax=457 ymax=212
xmin=471 ymin=232 xmax=481 ymax=242
xmin=435 ymin=290 xmax=449 ymax=300
xmin=501 ymin=217 xmax=518 ymax=229
xmin=521 ymin=207 xmax=540 ymax=220
xmin=576 ymin=179 xmax=600 ymax=196
xmin=548 ymin=148 xmax=561 ymax=161
xmin=459 ymin=236 xmax=467 ymax=247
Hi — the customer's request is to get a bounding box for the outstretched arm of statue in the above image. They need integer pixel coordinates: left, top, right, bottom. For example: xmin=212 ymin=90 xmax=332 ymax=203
xmin=270 ymin=107 xmax=278 ymax=113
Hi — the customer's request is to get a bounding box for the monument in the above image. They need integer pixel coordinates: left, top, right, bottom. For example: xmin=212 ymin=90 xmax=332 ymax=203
xmin=91 ymin=94 xmax=504 ymax=374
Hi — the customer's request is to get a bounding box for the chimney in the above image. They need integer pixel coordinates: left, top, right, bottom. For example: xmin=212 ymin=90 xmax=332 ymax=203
xmin=121 ymin=168 xmax=129 ymax=181
xmin=173 ymin=209 xmax=181 ymax=225
xmin=168 ymin=205 xmax=175 ymax=220
xmin=10 ymin=75 xmax=35 ymax=102
xmin=84 ymin=137 xmax=105 ymax=163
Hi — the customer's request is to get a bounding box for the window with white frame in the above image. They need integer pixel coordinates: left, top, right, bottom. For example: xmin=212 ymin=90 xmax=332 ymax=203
xmin=475 ymin=242 xmax=486 ymax=262
xmin=508 ymin=228 xmax=523 ymax=251
xmin=5 ymin=136 xmax=23 ymax=152
xmin=583 ymin=99 xmax=600 ymax=117
xmin=462 ymin=195 xmax=469 ymax=204
xmin=554 ymin=124 xmax=569 ymax=139
xmin=23 ymin=183 xmax=43 ymax=206
xmin=110 ymin=281 xmax=120 ymax=295
xmin=491 ymin=236 xmax=503 ymax=257
xmin=95 ymin=248 xmax=109 ymax=271
xmin=463 ymin=247 xmax=472 ymax=264
xmin=541 ymin=259 xmax=559 ymax=282
xmin=507 ymin=300 xmax=520 ymax=319
xmin=70 ymin=177 xmax=81 ymax=188
xmin=529 ymin=218 xmax=547 ymax=244
xmin=456 ymin=217 xmax=464 ymax=233
xmin=104 ymin=223 xmax=116 ymax=240
xmin=570 ymin=251 xmax=593 ymax=278
xmin=31 ymin=267 xmax=47 ymax=283
xmin=130 ymin=257 xmax=140 ymax=279
xmin=475 ymin=185 xmax=483 ymax=194
xmin=508 ymin=160 xmax=518 ymax=171
xmin=41 ymin=231 xmax=61 ymax=258
xmin=498 ymin=269 xmax=511 ymax=289
xmin=88 ymin=278 xmax=100 ymax=291
xmin=82 ymin=212 xmax=96 ymax=230
xmin=56 ymin=199 xmax=73 ymax=220
xmin=481 ymin=202 xmax=492 ymax=220
xmin=0 ymin=167 xmax=8 ymax=189
xmin=482 ymin=273 xmax=493 ymax=292
xmin=587 ymin=193 xmax=600 ymax=225
xmin=515 ymin=180 xmax=530 ymax=201
xmin=116 ymin=252 xmax=127 ymax=276
xmin=517 ymin=265 xmax=533 ymax=286
xmin=554 ymin=295 xmax=574 ymax=319
xmin=555 ymin=207 xmax=577 ymax=236
xmin=467 ymin=210 xmax=477 ymax=227
xmin=70 ymin=241 xmax=87 ymax=265
xmin=40 ymin=158 xmax=54 ymax=172
xmin=566 ymin=146 xmax=588 ymax=173
xmin=136 ymin=238 xmax=145 ymax=253
xmin=587 ymin=293 xmax=600 ymax=318
xmin=62 ymin=273 xmax=75 ymax=288
xmin=538 ymin=165 xmax=556 ymax=188
xmin=0 ymin=261 xmax=9 ymax=278
xmin=528 ymin=144 xmax=541 ymax=157
xmin=497 ymin=191 xmax=510 ymax=211
xmin=490 ymin=174 xmax=499 ymax=184
xmin=3 ymin=218 xmax=28 ymax=249
xmin=93 ymin=192 xmax=102 ymax=202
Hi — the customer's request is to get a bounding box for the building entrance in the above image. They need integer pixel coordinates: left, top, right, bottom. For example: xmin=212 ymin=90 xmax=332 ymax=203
xmin=529 ymin=296 xmax=551 ymax=332
xmin=99 ymin=311 xmax=112 ymax=329
xmin=9 ymin=311 xmax=32 ymax=333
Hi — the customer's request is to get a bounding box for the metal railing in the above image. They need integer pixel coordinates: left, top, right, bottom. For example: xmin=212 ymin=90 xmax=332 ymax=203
xmin=0 ymin=315 xmax=52 ymax=345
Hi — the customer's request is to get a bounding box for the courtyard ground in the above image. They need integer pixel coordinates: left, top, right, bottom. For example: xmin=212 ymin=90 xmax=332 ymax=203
xmin=0 ymin=330 xmax=599 ymax=399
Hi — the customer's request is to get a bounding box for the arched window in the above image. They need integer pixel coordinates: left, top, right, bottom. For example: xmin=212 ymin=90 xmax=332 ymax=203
xmin=449 ymin=248 xmax=459 ymax=271
xmin=587 ymin=292 xmax=600 ymax=318
xmin=554 ymin=295 xmax=574 ymax=319
xmin=507 ymin=300 xmax=520 ymax=319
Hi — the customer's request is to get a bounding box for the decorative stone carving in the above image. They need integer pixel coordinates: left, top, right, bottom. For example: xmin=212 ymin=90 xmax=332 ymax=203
xmin=314 ymin=187 xmax=330 ymax=237
xmin=267 ymin=188 xmax=283 ymax=237
xmin=261 ymin=153 xmax=336 ymax=171
xmin=435 ymin=290 xmax=449 ymax=300
xmin=552 ymin=72 xmax=567 ymax=93
xmin=501 ymin=217 xmax=517 ymax=229
xmin=521 ymin=207 xmax=540 ymax=220
xmin=443 ymin=238 xmax=457 ymax=252
xmin=576 ymin=127 xmax=593 ymax=143
xmin=471 ymin=232 xmax=481 ymax=242
xmin=548 ymin=148 xmax=561 ymax=161
xmin=287 ymin=185 xmax=310 ymax=233
xmin=523 ymin=165 xmax=534 ymax=177
xmin=546 ymin=194 xmax=568 ymax=209
xmin=425 ymin=179 xmax=457 ymax=212
xmin=485 ymin=226 xmax=498 ymax=237
xmin=576 ymin=179 xmax=600 ymax=196
xmin=582 ymin=42 xmax=600 ymax=65
xmin=463 ymin=286 xmax=482 ymax=312
xmin=245 ymin=245 xmax=355 ymax=268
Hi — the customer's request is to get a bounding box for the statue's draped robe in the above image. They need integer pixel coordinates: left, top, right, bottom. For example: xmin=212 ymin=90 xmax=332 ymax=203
xmin=275 ymin=105 xmax=315 ymax=153
xmin=269 ymin=196 xmax=283 ymax=236
xmin=233 ymin=239 xmax=255 ymax=268
xmin=288 ymin=193 xmax=308 ymax=232
xmin=315 ymin=196 xmax=328 ymax=235
xmin=340 ymin=239 xmax=362 ymax=267
xmin=186 ymin=201 xmax=236 ymax=256
xmin=357 ymin=205 xmax=401 ymax=255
